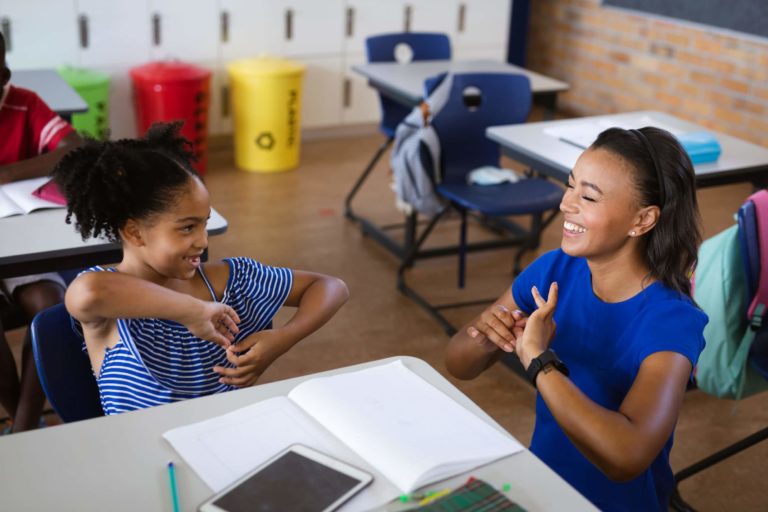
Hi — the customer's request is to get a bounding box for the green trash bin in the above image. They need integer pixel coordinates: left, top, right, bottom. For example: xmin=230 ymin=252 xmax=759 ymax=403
xmin=57 ymin=66 xmax=110 ymax=140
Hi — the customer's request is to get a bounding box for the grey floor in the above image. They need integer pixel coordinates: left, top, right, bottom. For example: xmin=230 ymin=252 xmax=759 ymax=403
xmin=3 ymin=127 xmax=767 ymax=511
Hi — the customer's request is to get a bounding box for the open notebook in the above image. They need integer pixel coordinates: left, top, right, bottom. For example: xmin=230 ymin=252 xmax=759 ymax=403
xmin=0 ymin=177 xmax=66 ymax=219
xmin=163 ymin=360 xmax=523 ymax=511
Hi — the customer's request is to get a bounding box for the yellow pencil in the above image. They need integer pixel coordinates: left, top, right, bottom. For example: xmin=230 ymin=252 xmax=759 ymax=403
xmin=417 ymin=488 xmax=451 ymax=506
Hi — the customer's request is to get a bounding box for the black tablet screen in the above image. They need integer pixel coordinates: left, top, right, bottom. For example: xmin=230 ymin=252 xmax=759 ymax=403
xmin=213 ymin=451 xmax=362 ymax=511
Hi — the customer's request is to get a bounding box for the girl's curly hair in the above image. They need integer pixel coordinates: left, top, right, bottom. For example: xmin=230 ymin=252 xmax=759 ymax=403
xmin=52 ymin=122 xmax=199 ymax=242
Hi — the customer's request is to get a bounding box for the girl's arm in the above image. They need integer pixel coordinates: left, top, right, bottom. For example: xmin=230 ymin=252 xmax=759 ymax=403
xmin=519 ymin=283 xmax=692 ymax=482
xmin=66 ymin=270 xmax=240 ymax=347
xmin=215 ymin=270 xmax=349 ymax=386
xmin=445 ymin=287 xmax=526 ymax=380
xmin=0 ymin=132 xmax=81 ymax=184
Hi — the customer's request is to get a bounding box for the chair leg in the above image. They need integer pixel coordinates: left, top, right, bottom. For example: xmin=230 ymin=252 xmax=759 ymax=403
xmin=458 ymin=210 xmax=467 ymax=289
xmin=344 ymin=137 xmax=393 ymax=220
xmin=669 ymin=425 xmax=768 ymax=511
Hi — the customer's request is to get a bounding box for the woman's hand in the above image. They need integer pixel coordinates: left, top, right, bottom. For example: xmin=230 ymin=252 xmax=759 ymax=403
xmin=184 ymin=301 xmax=241 ymax=348
xmin=517 ymin=282 xmax=558 ymax=369
xmin=466 ymin=304 xmax=528 ymax=353
xmin=213 ymin=329 xmax=288 ymax=387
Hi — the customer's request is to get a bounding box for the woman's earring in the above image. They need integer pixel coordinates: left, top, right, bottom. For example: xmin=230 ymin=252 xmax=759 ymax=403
xmin=630 ymin=231 xmax=636 ymax=237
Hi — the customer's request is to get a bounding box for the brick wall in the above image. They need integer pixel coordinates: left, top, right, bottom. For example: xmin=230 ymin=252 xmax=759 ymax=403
xmin=527 ymin=0 xmax=768 ymax=147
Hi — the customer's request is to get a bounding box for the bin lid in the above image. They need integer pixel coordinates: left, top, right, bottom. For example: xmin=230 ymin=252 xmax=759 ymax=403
xmin=227 ymin=57 xmax=305 ymax=78
xmin=129 ymin=61 xmax=211 ymax=83
xmin=57 ymin=66 xmax=110 ymax=88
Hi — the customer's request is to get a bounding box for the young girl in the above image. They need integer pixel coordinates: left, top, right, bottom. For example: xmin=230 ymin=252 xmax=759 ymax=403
xmin=52 ymin=123 xmax=349 ymax=415
xmin=446 ymin=127 xmax=707 ymax=511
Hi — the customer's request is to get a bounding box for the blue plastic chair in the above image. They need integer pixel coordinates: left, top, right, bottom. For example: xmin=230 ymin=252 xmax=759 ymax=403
xmin=344 ymin=32 xmax=451 ymax=221
xmin=30 ymin=303 xmax=103 ymax=423
xmin=396 ymin=73 xmax=563 ymax=334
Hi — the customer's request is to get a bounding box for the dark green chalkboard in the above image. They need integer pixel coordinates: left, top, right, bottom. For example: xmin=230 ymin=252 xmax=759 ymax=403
xmin=603 ymin=0 xmax=767 ymax=38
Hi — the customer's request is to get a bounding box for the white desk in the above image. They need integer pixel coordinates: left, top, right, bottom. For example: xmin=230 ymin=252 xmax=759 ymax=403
xmin=353 ymin=59 xmax=569 ymax=117
xmin=0 ymin=208 xmax=228 ymax=278
xmin=0 ymin=357 xmax=596 ymax=512
xmin=487 ymin=110 xmax=768 ymax=188
xmin=12 ymin=69 xmax=89 ymax=118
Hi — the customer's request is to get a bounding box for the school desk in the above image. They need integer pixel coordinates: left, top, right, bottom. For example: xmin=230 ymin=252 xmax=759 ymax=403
xmin=486 ymin=110 xmax=768 ymax=188
xmin=352 ymin=59 xmax=570 ymax=119
xmin=0 ymin=356 xmax=596 ymax=512
xmin=0 ymin=207 xmax=227 ymax=278
xmin=13 ymin=69 xmax=89 ymax=120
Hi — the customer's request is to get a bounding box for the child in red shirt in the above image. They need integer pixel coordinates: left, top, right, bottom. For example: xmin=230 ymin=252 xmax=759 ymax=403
xmin=0 ymin=31 xmax=81 ymax=432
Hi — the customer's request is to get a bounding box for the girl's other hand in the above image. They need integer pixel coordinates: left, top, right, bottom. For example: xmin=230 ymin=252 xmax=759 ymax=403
xmin=517 ymin=282 xmax=558 ymax=368
xmin=186 ymin=301 xmax=241 ymax=347
xmin=467 ymin=304 xmax=527 ymax=353
xmin=213 ymin=329 xmax=286 ymax=387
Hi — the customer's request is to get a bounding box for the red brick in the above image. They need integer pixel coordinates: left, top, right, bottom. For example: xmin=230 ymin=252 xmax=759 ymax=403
xmin=720 ymin=78 xmax=750 ymax=94
xmin=656 ymin=91 xmax=682 ymax=108
xmin=713 ymin=106 xmax=744 ymax=125
xmin=689 ymin=71 xmax=717 ymax=87
xmin=733 ymin=98 xmax=766 ymax=115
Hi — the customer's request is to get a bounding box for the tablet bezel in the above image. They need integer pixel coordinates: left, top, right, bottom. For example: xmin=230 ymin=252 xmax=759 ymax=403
xmin=198 ymin=444 xmax=373 ymax=512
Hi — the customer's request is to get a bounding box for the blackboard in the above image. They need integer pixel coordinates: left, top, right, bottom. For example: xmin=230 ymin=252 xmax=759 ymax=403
xmin=603 ymin=0 xmax=768 ymax=39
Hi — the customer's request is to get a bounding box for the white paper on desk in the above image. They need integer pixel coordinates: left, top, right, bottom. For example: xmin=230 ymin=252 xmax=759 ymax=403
xmin=544 ymin=115 xmax=685 ymax=150
xmin=163 ymin=360 xmax=523 ymax=510
xmin=0 ymin=177 xmax=65 ymax=219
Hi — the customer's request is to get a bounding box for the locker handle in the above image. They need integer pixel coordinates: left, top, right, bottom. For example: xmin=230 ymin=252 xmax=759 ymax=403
xmin=285 ymin=9 xmax=293 ymax=41
xmin=458 ymin=3 xmax=466 ymax=33
xmin=78 ymin=14 xmax=89 ymax=49
xmin=343 ymin=78 xmax=351 ymax=108
xmin=404 ymin=5 xmax=412 ymax=33
xmin=220 ymin=10 xmax=230 ymax=43
xmin=0 ymin=18 xmax=10 ymax=52
xmin=152 ymin=13 xmax=161 ymax=46
xmin=345 ymin=7 xmax=354 ymax=38
xmin=221 ymin=84 xmax=230 ymax=118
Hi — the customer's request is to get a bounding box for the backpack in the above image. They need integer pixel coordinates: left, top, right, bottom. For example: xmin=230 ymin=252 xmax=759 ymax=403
xmin=694 ymin=190 xmax=768 ymax=399
xmin=389 ymin=73 xmax=453 ymax=216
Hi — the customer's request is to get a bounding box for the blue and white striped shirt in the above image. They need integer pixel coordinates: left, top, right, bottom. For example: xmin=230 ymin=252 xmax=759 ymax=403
xmin=80 ymin=257 xmax=293 ymax=415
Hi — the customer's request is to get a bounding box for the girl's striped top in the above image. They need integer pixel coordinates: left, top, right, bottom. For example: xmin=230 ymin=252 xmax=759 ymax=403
xmin=78 ymin=257 xmax=293 ymax=415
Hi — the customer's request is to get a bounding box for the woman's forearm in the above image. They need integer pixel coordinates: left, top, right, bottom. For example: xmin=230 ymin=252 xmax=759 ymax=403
xmin=445 ymin=321 xmax=503 ymax=380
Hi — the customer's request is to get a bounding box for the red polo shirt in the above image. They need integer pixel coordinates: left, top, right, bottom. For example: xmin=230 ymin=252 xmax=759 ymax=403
xmin=0 ymin=84 xmax=74 ymax=166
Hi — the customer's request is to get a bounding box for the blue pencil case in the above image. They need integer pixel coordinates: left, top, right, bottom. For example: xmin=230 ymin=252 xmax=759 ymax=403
xmin=677 ymin=131 xmax=721 ymax=165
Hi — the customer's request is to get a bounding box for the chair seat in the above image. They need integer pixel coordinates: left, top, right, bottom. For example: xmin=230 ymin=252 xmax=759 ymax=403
xmin=437 ymin=178 xmax=563 ymax=216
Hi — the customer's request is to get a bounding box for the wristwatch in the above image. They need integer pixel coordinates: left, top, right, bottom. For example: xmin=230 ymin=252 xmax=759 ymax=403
xmin=526 ymin=349 xmax=569 ymax=388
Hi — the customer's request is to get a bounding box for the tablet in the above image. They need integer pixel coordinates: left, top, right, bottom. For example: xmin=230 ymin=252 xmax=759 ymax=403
xmin=198 ymin=444 xmax=373 ymax=512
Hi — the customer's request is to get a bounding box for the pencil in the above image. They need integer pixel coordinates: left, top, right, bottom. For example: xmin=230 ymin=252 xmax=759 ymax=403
xmin=167 ymin=461 xmax=180 ymax=512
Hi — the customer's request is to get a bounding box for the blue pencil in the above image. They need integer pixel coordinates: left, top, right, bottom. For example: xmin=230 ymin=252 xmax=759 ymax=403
xmin=167 ymin=461 xmax=180 ymax=512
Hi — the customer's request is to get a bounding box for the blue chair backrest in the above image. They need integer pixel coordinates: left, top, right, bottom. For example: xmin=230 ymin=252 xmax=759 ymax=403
xmin=366 ymin=32 xmax=451 ymax=137
xmin=31 ymin=303 xmax=103 ymax=422
xmin=431 ymin=72 xmax=532 ymax=186
xmin=738 ymin=200 xmax=760 ymax=304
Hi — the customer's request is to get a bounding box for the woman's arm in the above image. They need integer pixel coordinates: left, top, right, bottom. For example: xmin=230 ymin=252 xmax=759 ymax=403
xmin=66 ymin=270 xmax=240 ymax=346
xmin=445 ymin=287 xmax=526 ymax=380
xmin=216 ymin=270 xmax=349 ymax=386
xmin=518 ymin=284 xmax=692 ymax=481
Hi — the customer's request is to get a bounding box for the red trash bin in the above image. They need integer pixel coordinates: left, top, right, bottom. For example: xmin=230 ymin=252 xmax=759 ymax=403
xmin=130 ymin=61 xmax=211 ymax=175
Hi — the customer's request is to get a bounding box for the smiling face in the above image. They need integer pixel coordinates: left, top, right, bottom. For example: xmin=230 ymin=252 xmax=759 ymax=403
xmin=124 ymin=176 xmax=211 ymax=281
xmin=560 ymin=148 xmax=652 ymax=263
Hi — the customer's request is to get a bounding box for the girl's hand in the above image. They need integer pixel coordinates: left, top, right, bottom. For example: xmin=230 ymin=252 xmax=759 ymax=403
xmin=185 ymin=301 xmax=241 ymax=348
xmin=517 ymin=282 xmax=558 ymax=369
xmin=213 ymin=329 xmax=287 ymax=387
xmin=467 ymin=304 xmax=527 ymax=353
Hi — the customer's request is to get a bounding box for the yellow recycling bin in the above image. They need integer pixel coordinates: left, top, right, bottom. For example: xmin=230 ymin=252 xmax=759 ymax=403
xmin=228 ymin=57 xmax=306 ymax=173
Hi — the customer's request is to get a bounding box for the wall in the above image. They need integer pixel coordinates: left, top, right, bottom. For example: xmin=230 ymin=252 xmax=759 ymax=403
xmin=526 ymin=0 xmax=768 ymax=147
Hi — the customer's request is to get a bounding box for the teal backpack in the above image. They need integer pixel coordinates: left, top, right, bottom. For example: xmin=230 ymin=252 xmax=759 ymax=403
xmin=694 ymin=190 xmax=768 ymax=399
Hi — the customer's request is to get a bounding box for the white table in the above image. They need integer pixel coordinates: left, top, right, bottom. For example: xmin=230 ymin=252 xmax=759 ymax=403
xmin=13 ymin=69 xmax=89 ymax=119
xmin=487 ymin=110 xmax=768 ymax=188
xmin=0 ymin=208 xmax=228 ymax=278
xmin=352 ymin=59 xmax=569 ymax=118
xmin=0 ymin=356 xmax=596 ymax=512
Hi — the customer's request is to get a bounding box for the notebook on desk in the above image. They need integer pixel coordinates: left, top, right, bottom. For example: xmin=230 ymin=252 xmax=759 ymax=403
xmin=544 ymin=115 xmax=685 ymax=150
xmin=163 ymin=360 xmax=523 ymax=511
xmin=0 ymin=177 xmax=66 ymax=219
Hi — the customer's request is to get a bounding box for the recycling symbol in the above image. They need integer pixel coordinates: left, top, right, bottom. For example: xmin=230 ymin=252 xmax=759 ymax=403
xmin=255 ymin=132 xmax=275 ymax=150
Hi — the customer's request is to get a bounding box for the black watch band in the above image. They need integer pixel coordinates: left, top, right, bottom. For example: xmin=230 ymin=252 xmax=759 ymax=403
xmin=526 ymin=349 xmax=569 ymax=388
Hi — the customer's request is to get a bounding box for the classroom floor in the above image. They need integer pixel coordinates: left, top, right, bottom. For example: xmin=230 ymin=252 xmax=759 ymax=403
xmin=3 ymin=122 xmax=767 ymax=511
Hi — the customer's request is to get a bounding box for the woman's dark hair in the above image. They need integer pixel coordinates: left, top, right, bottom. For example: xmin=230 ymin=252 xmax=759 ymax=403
xmin=52 ymin=122 xmax=199 ymax=242
xmin=591 ymin=126 xmax=701 ymax=298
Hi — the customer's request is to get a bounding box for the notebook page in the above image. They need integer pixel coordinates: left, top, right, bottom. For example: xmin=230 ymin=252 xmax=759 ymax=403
xmin=162 ymin=396 xmax=399 ymax=511
xmin=1 ymin=177 xmax=65 ymax=214
xmin=0 ymin=189 xmax=23 ymax=219
xmin=289 ymin=360 xmax=523 ymax=492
